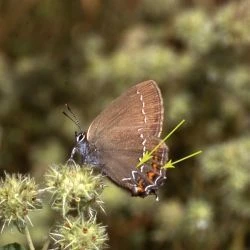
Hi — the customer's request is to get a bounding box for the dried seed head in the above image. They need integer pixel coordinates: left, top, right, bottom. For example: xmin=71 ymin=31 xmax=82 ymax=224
xmin=45 ymin=164 xmax=105 ymax=216
xmin=50 ymin=216 xmax=108 ymax=250
xmin=0 ymin=173 xmax=41 ymax=232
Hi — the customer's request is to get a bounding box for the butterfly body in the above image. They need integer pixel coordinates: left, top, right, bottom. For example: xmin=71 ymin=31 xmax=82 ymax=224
xmin=71 ymin=132 xmax=100 ymax=166
xmin=67 ymin=80 xmax=168 ymax=199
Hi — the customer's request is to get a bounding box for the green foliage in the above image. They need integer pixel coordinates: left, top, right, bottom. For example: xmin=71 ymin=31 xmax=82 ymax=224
xmin=201 ymin=136 xmax=250 ymax=217
xmin=0 ymin=242 xmax=26 ymax=250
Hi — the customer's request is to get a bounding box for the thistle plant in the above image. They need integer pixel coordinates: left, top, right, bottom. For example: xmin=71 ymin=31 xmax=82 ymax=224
xmin=50 ymin=216 xmax=108 ymax=250
xmin=45 ymin=164 xmax=105 ymax=217
xmin=0 ymin=173 xmax=41 ymax=231
xmin=0 ymin=164 xmax=108 ymax=250
xmin=0 ymin=173 xmax=41 ymax=249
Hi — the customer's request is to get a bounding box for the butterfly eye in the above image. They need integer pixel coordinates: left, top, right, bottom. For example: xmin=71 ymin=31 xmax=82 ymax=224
xmin=77 ymin=133 xmax=85 ymax=142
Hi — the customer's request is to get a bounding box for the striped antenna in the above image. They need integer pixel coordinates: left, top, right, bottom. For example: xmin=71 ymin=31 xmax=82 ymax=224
xmin=63 ymin=104 xmax=82 ymax=132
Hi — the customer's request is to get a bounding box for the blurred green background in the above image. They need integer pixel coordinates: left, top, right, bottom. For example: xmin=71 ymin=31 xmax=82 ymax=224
xmin=0 ymin=0 xmax=250 ymax=249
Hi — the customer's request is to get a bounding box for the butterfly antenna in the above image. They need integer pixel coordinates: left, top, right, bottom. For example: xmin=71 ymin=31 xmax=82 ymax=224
xmin=63 ymin=104 xmax=82 ymax=132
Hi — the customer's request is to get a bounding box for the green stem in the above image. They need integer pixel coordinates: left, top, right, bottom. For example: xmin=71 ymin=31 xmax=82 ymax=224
xmin=41 ymin=238 xmax=50 ymax=250
xmin=24 ymin=225 xmax=35 ymax=250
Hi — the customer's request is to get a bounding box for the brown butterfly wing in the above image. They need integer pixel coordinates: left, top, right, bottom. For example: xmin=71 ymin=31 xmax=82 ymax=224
xmin=99 ymin=138 xmax=168 ymax=191
xmin=86 ymin=80 xmax=167 ymax=190
xmin=87 ymin=80 xmax=164 ymax=147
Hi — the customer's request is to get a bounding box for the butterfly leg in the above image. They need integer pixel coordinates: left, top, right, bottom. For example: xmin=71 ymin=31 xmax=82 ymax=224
xmin=66 ymin=155 xmax=77 ymax=167
xmin=70 ymin=147 xmax=77 ymax=160
xmin=66 ymin=159 xmax=77 ymax=167
xmin=66 ymin=147 xmax=78 ymax=165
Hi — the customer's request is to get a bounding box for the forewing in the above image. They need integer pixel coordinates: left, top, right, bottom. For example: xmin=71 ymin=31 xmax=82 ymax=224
xmin=87 ymin=80 xmax=164 ymax=155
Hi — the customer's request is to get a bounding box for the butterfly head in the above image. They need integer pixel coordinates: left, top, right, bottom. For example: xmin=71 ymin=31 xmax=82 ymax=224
xmin=71 ymin=131 xmax=89 ymax=161
xmin=75 ymin=131 xmax=86 ymax=144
